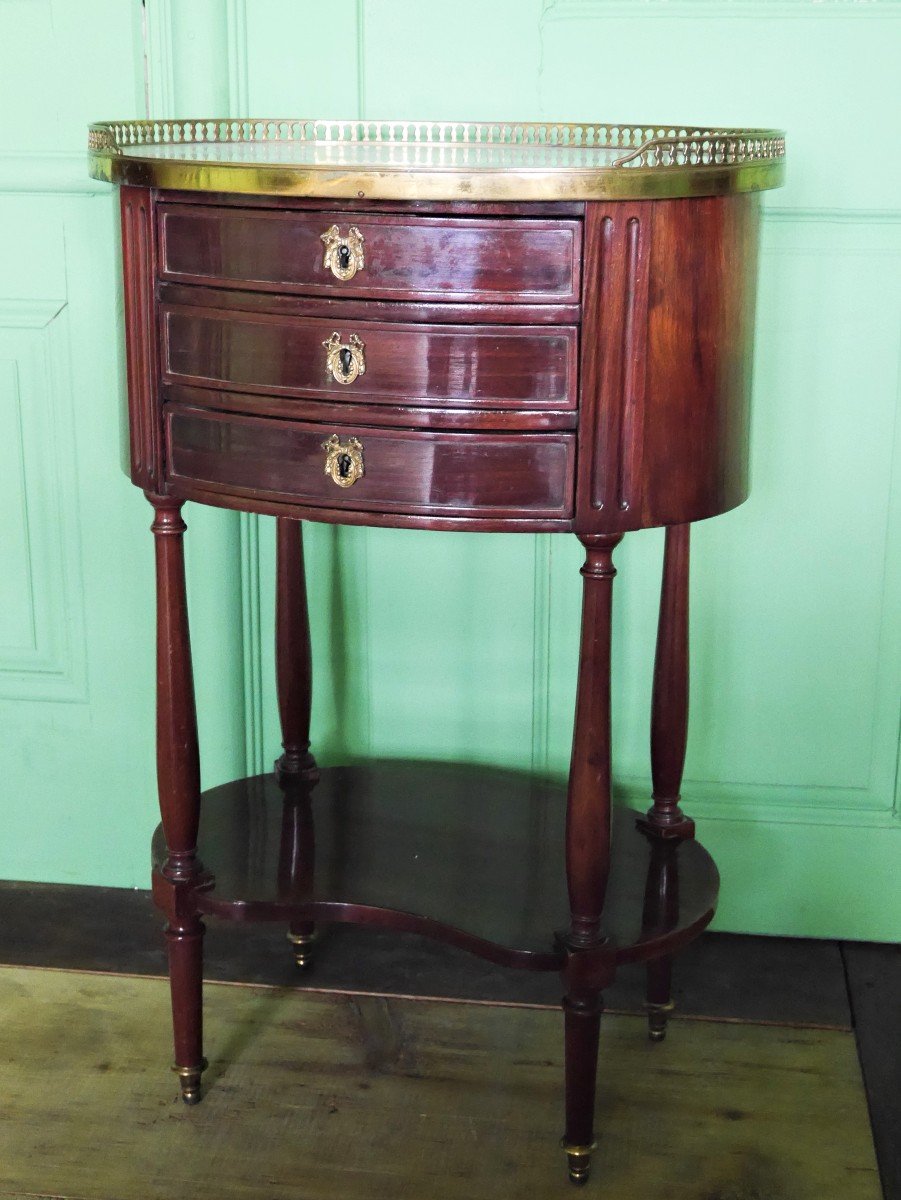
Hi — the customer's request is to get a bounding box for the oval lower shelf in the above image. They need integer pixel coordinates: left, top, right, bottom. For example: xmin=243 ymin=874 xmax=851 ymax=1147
xmin=152 ymin=761 xmax=719 ymax=971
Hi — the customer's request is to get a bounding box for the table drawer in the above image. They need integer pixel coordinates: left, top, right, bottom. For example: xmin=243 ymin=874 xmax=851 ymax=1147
xmin=166 ymin=406 xmax=575 ymax=519
xmin=158 ymin=205 xmax=582 ymax=304
xmin=162 ymin=306 xmax=578 ymax=411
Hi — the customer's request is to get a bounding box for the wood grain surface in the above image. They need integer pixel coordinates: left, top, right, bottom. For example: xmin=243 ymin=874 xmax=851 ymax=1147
xmin=158 ymin=205 xmax=582 ymax=303
xmin=149 ymin=763 xmax=717 ymax=968
xmin=166 ymin=406 xmax=576 ymax=520
xmin=0 ymin=966 xmax=880 ymax=1200
xmin=161 ymin=305 xmax=578 ymax=410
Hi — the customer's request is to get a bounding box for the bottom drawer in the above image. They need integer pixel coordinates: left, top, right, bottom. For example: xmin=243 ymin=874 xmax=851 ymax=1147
xmin=166 ymin=406 xmax=575 ymax=520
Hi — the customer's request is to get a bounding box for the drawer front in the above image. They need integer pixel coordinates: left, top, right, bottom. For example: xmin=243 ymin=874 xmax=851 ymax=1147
xmin=162 ymin=306 xmax=578 ymax=411
xmin=158 ymin=205 xmax=582 ymax=304
xmin=166 ymin=406 xmax=575 ymax=519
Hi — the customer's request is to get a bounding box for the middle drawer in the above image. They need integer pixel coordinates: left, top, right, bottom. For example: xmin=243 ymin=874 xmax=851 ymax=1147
xmin=161 ymin=305 xmax=578 ymax=412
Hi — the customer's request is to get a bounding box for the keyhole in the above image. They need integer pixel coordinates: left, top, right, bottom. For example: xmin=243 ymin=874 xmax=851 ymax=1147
xmin=337 ymin=453 xmax=353 ymax=479
xmin=338 ymin=244 xmax=351 ymax=269
xmin=339 ymin=347 xmax=353 ymax=375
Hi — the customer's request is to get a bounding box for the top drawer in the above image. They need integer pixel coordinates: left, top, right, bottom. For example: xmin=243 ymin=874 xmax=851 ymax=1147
xmin=158 ymin=205 xmax=582 ymax=304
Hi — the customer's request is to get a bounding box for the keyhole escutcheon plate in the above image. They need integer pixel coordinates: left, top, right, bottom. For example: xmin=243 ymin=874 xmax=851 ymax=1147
xmin=320 ymin=224 xmax=365 ymax=281
xmin=323 ymin=331 xmax=366 ymax=385
xmin=322 ymin=434 xmax=365 ymax=488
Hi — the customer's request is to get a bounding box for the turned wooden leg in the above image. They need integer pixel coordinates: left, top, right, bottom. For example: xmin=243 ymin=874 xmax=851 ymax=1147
xmin=638 ymin=523 xmax=694 ymax=1041
xmin=561 ymin=533 xmax=622 ymax=1186
xmin=641 ymin=838 xmax=680 ymax=1042
xmin=639 ymin=523 xmax=695 ymax=840
xmin=275 ymin=518 xmax=320 ymax=966
xmin=563 ymin=993 xmax=604 ymax=1185
xmin=277 ymin=786 xmax=318 ymax=970
xmin=646 ymin=957 xmax=674 ymax=1042
xmin=166 ymin=918 xmax=206 ymax=1102
xmin=149 ymin=495 xmax=207 ymax=1103
xmin=275 ymin=517 xmax=319 ymax=783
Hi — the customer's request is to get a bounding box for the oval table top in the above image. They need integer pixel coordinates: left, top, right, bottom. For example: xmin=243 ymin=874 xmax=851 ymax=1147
xmin=88 ymin=118 xmax=785 ymax=201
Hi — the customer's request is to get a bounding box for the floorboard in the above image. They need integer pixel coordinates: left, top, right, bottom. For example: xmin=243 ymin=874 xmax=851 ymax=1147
xmin=0 ymin=966 xmax=881 ymax=1200
xmin=0 ymin=882 xmax=852 ymax=1025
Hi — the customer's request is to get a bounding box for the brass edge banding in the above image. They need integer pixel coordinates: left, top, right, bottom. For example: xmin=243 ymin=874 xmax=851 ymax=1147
xmin=172 ymin=1058 xmax=208 ymax=1077
xmin=561 ymin=1140 xmax=597 ymax=1156
xmin=87 ymin=118 xmax=785 ymax=200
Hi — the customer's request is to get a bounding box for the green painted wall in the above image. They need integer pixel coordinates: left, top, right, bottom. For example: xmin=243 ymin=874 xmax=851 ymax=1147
xmin=1 ymin=0 xmax=898 ymax=941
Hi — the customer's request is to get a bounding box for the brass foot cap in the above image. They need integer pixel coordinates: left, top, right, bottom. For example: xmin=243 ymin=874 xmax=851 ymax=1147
xmin=287 ymin=930 xmax=317 ymax=969
xmin=646 ymin=1000 xmax=675 ymax=1042
xmin=561 ymin=1140 xmax=595 ymax=1187
xmin=172 ymin=1057 xmax=208 ymax=1104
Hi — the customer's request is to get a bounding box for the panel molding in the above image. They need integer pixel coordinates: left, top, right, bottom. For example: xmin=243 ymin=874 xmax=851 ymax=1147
xmin=225 ymin=0 xmax=250 ymax=115
xmin=0 ymin=154 xmax=107 ymax=196
xmin=764 ymin=207 xmax=901 ymax=224
xmin=143 ymin=0 xmax=175 ymax=118
xmin=616 ymin=778 xmax=901 ymax=827
xmin=0 ymin=299 xmax=88 ymax=703
xmin=543 ymin=0 xmax=901 ymax=18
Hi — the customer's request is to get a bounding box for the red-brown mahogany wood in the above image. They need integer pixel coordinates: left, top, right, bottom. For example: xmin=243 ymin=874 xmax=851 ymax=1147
xmin=148 ymin=494 xmax=207 ymax=1102
xmin=165 ymin=405 xmax=576 ymax=521
xmin=576 ymin=195 xmax=760 ymax=533
xmin=160 ymin=305 xmax=578 ymax=411
xmin=120 ymin=187 xmax=162 ymax=491
xmin=156 ymin=190 xmax=584 ymax=219
xmin=641 ymin=522 xmax=695 ymax=839
xmin=148 ymin=496 xmax=202 ymax=882
xmin=158 ymin=205 xmax=582 ymax=304
xmin=560 ymin=533 xmax=622 ymax=1181
xmin=562 ymin=992 xmax=604 ymax=1181
xmin=564 ymin=534 xmax=622 ymax=951
xmin=150 ymin=763 xmax=718 ymax=968
xmin=164 ymin=918 xmax=205 ymax=1101
xmin=158 ymin=281 xmax=581 ymax=327
xmin=165 ymin=479 xmax=575 ymax=534
xmin=641 ymin=837 xmax=681 ymax=1042
xmin=111 ymin=181 xmax=762 ymax=1183
xmin=274 ymin=518 xmax=318 ymax=782
xmin=277 ymin=783 xmax=318 ymax=967
xmin=163 ymin=382 xmax=578 ymax=434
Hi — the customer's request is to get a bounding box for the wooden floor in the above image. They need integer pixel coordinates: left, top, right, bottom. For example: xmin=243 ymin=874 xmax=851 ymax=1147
xmin=0 ymin=965 xmax=881 ymax=1200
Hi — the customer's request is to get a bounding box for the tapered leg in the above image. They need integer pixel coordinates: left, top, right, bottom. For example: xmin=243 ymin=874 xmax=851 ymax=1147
xmin=641 ymin=839 xmax=680 ymax=1042
xmin=166 ymin=918 xmax=206 ymax=1102
xmin=149 ymin=495 xmax=207 ymax=1103
xmin=561 ymin=533 xmax=622 ymax=1185
xmin=277 ymin=784 xmax=318 ymax=969
xmin=638 ymin=523 xmax=694 ymax=1042
xmin=646 ymin=957 xmax=674 ymax=1042
xmin=275 ymin=517 xmax=318 ymax=783
xmin=275 ymin=518 xmax=320 ymax=966
xmin=640 ymin=523 xmax=694 ymax=839
xmin=562 ymin=993 xmax=604 ymax=1185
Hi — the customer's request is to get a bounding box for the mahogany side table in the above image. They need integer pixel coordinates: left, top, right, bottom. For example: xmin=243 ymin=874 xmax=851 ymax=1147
xmin=89 ymin=119 xmax=785 ymax=1186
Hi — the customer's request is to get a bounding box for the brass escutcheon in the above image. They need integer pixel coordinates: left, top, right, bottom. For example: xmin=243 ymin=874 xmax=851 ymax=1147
xmin=322 ymin=434 xmax=364 ymax=488
xmin=323 ymin=331 xmax=366 ymax=385
xmin=320 ymin=223 xmax=365 ymax=280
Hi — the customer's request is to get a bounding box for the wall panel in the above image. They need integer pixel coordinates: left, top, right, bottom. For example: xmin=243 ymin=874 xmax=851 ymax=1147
xmin=2 ymin=0 xmax=896 ymax=934
xmin=223 ymin=0 xmax=901 ymax=937
xmin=0 ymin=300 xmax=86 ymax=701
